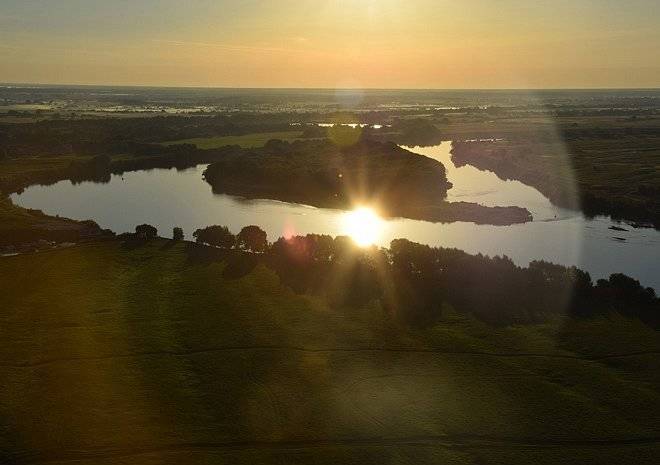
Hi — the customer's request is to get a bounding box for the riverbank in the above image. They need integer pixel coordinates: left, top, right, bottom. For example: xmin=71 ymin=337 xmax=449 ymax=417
xmin=11 ymin=156 xmax=660 ymax=290
xmin=451 ymin=134 xmax=660 ymax=229
xmin=0 ymin=195 xmax=112 ymax=249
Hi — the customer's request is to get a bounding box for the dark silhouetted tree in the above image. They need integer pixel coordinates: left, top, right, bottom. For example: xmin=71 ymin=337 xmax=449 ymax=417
xmin=590 ymin=273 xmax=660 ymax=327
xmin=193 ymin=225 xmax=235 ymax=248
xmin=135 ymin=224 xmax=157 ymax=240
xmin=262 ymin=234 xmax=659 ymax=328
xmin=237 ymin=225 xmax=267 ymax=253
xmin=172 ymin=227 xmax=184 ymax=241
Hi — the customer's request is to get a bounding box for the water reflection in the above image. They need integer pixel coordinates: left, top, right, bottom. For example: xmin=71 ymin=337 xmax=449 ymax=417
xmin=403 ymin=143 xmax=573 ymax=221
xmin=11 ymin=143 xmax=660 ymax=289
xmin=342 ymin=207 xmax=386 ymax=247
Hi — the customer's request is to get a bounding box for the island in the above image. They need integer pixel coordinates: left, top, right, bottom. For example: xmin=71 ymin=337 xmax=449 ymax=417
xmin=203 ymin=138 xmax=532 ymax=225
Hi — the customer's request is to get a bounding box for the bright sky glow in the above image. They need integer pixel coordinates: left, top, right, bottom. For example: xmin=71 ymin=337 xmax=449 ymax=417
xmin=0 ymin=0 xmax=658 ymax=88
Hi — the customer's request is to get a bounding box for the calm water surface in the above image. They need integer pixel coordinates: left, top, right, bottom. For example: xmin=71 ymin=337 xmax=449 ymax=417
xmin=11 ymin=142 xmax=660 ymax=289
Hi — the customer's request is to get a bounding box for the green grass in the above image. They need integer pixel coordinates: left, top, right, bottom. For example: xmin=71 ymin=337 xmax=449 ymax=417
xmin=0 ymin=195 xmax=39 ymax=229
xmin=161 ymin=131 xmax=304 ymax=149
xmin=0 ymin=153 xmax=135 ymax=183
xmin=0 ymin=154 xmax=85 ymax=176
xmin=0 ymin=240 xmax=658 ymax=464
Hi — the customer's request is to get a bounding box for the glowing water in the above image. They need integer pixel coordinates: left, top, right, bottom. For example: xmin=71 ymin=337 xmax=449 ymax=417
xmin=11 ymin=143 xmax=660 ymax=288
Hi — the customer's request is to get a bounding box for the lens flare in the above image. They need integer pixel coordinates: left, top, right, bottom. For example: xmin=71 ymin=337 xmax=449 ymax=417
xmin=341 ymin=206 xmax=384 ymax=247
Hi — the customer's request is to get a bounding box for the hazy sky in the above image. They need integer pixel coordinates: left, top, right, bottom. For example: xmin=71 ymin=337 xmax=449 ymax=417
xmin=1 ymin=0 xmax=658 ymax=88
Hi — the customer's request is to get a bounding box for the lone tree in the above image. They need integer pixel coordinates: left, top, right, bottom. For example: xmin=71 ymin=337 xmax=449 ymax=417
xmin=193 ymin=225 xmax=235 ymax=248
xmin=237 ymin=225 xmax=268 ymax=253
xmin=172 ymin=227 xmax=184 ymax=241
xmin=135 ymin=224 xmax=157 ymax=240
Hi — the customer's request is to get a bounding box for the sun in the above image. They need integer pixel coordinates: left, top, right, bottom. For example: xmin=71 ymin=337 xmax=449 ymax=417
xmin=341 ymin=206 xmax=384 ymax=247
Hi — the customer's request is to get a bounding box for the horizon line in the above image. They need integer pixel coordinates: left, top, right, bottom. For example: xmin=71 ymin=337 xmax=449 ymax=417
xmin=2 ymin=82 xmax=659 ymax=92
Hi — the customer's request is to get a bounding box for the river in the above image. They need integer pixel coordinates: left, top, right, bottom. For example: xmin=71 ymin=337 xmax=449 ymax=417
xmin=11 ymin=142 xmax=660 ymax=289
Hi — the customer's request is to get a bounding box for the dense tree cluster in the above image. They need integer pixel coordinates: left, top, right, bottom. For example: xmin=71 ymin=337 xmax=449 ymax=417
xmin=203 ymin=138 xmax=451 ymax=214
xmin=268 ymin=234 xmax=382 ymax=307
xmin=135 ymin=224 xmax=157 ymax=240
xmin=391 ymin=119 xmax=444 ymax=147
xmin=272 ymin=236 xmax=659 ymax=327
xmin=192 ymin=225 xmax=268 ymax=253
xmin=172 ymin=227 xmax=184 ymax=241
xmin=236 ymin=225 xmax=268 ymax=253
xmin=187 ymin=226 xmax=659 ymax=328
xmin=201 ymin=138 xmax=530 ymax=225
xmin=193 ymin=225 xmax=236 ymax=248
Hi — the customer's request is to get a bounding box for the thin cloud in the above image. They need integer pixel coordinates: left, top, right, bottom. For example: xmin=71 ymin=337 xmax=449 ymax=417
xmin=152 ymin=39 xmax=307 ymax=55
xmin=0 ymin=43 xmax=119 ymax=57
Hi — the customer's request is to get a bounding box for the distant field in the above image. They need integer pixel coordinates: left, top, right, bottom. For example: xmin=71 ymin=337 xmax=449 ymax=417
xmin=161 ymin=130 xmax=303 ymax=149
xmin=1 ymin=240 xmax=659 ymax=464
xmin=0 ymin=154 xmax=84 ymax=175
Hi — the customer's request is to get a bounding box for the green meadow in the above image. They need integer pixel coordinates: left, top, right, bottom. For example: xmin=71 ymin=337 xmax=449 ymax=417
xmin=161 ymin=131 xmax=303 ymax=149
xmin=1 ymin=240 xmax=658 ymax=464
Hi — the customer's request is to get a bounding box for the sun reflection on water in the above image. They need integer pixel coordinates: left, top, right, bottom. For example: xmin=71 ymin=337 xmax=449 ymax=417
xmin=341 ymin=206 xmax=384 ymax=247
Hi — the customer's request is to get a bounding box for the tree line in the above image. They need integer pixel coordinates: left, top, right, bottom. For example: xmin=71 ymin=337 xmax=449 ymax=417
xmin=128 ymin=222 xmax=660 ymax=329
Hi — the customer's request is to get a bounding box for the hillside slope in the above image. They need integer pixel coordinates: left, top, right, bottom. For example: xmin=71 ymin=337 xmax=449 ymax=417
xmin=1 ymin=240 xmax=659 ymax=464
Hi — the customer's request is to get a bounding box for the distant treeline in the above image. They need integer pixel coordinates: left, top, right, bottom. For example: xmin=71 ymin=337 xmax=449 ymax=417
xmin=0 ymin=112 xmax=441 ymax=158
xmin=0 ymin=144 xmax=240 ymax=195
xmin=0 ymin=114 xmax=292 ymax=157
xmin=156 ymin=223 xmax=659 ymax=329
xmin=451 ymin=140 xmax=660 ymax=229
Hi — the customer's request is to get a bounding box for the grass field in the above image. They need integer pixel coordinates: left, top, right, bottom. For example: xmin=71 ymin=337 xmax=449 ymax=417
xmin=0 ymin=155 xmax=85 ymax=176
xmin=1 ymin=240 xmax=658 ymax=464
xmin=161 ymin=131 xmax=304 ymax=149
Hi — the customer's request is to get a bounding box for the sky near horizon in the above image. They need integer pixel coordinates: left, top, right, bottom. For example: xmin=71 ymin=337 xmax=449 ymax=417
xmin=1 ymin=0 xmax=658 ymax=89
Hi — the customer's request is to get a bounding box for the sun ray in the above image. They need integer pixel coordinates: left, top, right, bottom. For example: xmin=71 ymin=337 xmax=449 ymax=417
xmin=341 ymin=206 xmax=384 ymax=247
